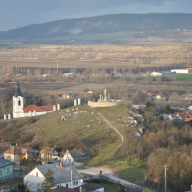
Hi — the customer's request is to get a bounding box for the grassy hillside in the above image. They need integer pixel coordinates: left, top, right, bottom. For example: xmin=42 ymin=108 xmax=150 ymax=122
xmin=1 ymin=104 xmax=145 ymax=185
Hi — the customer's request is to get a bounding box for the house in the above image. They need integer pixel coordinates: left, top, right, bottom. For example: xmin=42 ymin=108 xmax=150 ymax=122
xmin=4 ymin=74 xmax=12 ymax=78
xmin=12 ymin=81 xmax=60 ymax=119
xmin=23 ymin=161 xmax=83 ymax=192
xmin=0 ymin=142 xmax=12 ymax=158
xmin=156 ymin=93 xmax=168 ymax=101
xmin=40 ymin=147 xmax=59 ymax=159
xmin=0 ymin=158 xmax=14 ymax=181
xmin=47 ymin=183 xmax=104 ymax=192
xmin=62 ymin=149 xmax=86 ymax=164
xmin=63 ymin=92 xmax=74 ymax=99
xmin=4 ymin=145 xmax=33 ymax=163
xmin=147 ymin=92 xmax=156 ymax=100
xmin=63 ymin=73 xmax=76 ymax=77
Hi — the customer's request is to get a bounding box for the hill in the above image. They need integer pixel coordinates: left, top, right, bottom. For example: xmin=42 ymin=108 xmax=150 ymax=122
xmin=1 ymin=13 xmax=192 ymax=44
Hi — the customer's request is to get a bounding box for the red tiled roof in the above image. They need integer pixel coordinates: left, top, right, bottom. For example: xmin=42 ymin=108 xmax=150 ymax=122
xmin=185 ymin=118 xmax=192 ymax=122
xmin=23 ymin=105 xmax=53 ymax=112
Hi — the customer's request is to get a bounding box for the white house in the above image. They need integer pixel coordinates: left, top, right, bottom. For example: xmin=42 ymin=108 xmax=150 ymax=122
xmin=24 ymin=161 xmax=83 ymax=192
xmin=40 ymin=147 xmax=59 ymax=159
xmin=62 ymin=149 xmax=86 ymax=164
xmin=12 ymin=81 xmax=60 ymax=118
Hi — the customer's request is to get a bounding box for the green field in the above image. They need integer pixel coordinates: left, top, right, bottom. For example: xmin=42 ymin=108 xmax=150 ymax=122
xmin=168 ymin=74 xmax=192 ymax=81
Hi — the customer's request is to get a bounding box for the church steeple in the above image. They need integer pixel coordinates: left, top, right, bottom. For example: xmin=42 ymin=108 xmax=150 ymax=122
xmin=15 ymin=81 xmax=22 ymax=97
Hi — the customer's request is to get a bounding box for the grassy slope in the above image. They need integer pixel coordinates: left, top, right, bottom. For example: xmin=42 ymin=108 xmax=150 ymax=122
xmin=3 ymin=104 xmax=145 ymax=186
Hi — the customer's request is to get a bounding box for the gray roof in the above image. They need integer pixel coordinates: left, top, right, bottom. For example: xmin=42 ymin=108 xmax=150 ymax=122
xmin=37 ymin=161 xmax=83 ymax=184
xmin=0 ymin=158 xmax=14 ymax=168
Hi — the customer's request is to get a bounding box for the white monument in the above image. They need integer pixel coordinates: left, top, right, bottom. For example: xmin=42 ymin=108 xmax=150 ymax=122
xmin=88 ymin=89 xmax=122 ymax=108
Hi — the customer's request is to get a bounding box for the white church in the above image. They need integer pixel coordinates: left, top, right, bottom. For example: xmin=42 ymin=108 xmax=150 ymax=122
xmin=10 ymin=81 xmax=60 ymax=119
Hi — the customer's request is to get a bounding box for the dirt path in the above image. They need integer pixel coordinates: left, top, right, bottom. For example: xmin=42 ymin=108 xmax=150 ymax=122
xmin=95 ymin=112 xmax=124 ymax=150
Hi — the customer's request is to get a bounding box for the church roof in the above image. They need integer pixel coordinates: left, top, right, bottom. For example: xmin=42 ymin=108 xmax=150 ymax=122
xmin=15 ymin=81 xmax=23 ymax=97
xmin=23 ymin=104 xmax=53 ymax=112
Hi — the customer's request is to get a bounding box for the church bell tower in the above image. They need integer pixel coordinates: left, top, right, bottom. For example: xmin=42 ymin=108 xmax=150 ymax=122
xmin=13 ymin=81 xmax=24 ymax=118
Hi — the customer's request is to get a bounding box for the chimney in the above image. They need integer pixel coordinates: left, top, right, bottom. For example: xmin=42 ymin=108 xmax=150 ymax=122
xmin=74 ymin=148 xmax=76 ymax=150
xmin=25 ymin=143 xmax=26 ymax=145
xmin=2 ymin=140 xmax=3 ymax=143
xmin=60 ymin=162 xmax=63 ymax=168
xmin=79 ymin=187 xmax=82 ymax=192
xmin=16 ymin=143 xmax=17 ymax=146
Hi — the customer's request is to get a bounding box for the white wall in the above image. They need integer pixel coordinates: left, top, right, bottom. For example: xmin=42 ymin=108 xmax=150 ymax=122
xmin=63 ymin=152 xmax=74 ymax=163
xmin=24 ymin=168 xmax=45 ymax=192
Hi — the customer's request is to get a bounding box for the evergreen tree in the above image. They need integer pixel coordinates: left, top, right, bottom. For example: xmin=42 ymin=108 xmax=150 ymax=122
xmin=164 ymin=104 xmax=172 ymax=114
xmin=41 ymin=168 xmax=54 ymax=192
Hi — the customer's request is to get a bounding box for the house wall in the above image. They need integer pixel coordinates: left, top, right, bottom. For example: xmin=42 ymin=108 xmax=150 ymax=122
xmin=63 ymin=153 xmax=74 ymax=163
xmin=4 ymin=153 xmax=21 ymax=162
xmin=0 ymin=164 xmax=14 ymax=181
xmin=24 ymin=168 xmax=45 ymax=192
xmin=54 ymin=179 xmax=83 ymax=189
xmin=24 ymin=168 xmax=83 ymax=191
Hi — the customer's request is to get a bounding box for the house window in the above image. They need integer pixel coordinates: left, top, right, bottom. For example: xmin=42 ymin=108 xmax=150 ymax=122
xmin=7 ymin=156 xmax=11 ymax=160
xmin=73 ymin=181 xmax=76 ymax=186
xmin=36 ymin=172 xmax=38 ymax=177
xmin=76 ymin=181 xmax=78 ymax=186
xmin=66 ymin=184 xmax=68 ymax=188
xmin=18 ymin=100 xmax=21 ymax=106
xmin=6 ymin=166 xmax=10 ymax=173
xmin=0 ymin=169 xmax=3 ymax=175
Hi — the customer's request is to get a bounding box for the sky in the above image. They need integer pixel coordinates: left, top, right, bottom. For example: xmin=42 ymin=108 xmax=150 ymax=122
xmin=0 ymin=0 xmax=192 ymax=31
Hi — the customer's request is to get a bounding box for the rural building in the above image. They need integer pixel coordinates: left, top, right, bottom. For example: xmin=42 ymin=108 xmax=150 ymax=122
xmin=63 ymin=92 xmax=74 ymax=99
xmin=47 ymin=183 xmax=104 ymax=192
xmin=151 ymin=72 xmax=162 ymax=76
xmin=62 ymin=149 xmax=86 ymax=164
xmin=4 ymin=74 xmax=12 ymax=78
xmin=4 ymin=145 xmax=33 ymax=163
xmin=12 ymin=81 xmax=60 ymax=118
xmin=156 ymin=93 xmax=168 ymax=101
xmin=0 ymin=158 xmax=14 ymax=182
xmin=24 ymin=161 xmax=83 ymax=191
xmin=63 ymin=73 xmax=76 ymax=77
xmin=147 ymin=92 xmax=156 ymax=100
xmin=40 ymin=147 xmax=59 ymax=159
xmin=171 ymin=69 xmax=192 ymax=74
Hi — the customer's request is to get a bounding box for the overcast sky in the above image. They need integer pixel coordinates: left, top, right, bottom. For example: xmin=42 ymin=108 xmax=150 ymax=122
xmin=0 ymin=0 xmax=192 ymax=31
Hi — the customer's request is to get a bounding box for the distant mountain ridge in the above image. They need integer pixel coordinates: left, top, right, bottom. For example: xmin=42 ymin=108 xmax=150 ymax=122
xmin=1 ymin=13 xmax=192 ymax=42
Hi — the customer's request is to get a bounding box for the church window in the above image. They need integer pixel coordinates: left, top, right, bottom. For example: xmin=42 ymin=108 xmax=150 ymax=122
xmin=18 ymin=100 xmax=21 ymax=106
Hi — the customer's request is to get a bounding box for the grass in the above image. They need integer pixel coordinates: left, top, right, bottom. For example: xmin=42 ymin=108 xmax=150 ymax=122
xmin=168 ymin=74 xmax=192 ymax=81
